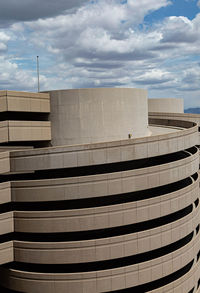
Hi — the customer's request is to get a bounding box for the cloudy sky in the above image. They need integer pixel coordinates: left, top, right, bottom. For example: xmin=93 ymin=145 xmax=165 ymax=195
xmin=0 ymin=0 xmax=200 ymax=108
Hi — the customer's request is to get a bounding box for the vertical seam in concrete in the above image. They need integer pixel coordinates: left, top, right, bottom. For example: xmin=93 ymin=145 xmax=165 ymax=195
xmin=5 ymin=91 xmax=10 ymax=141
xmin=5 ymin=90 xmax=8 ymax=112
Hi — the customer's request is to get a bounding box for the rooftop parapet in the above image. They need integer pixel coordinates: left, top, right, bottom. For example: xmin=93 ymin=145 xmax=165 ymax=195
xmin=0 ymin=90 xmax=50 ymax=113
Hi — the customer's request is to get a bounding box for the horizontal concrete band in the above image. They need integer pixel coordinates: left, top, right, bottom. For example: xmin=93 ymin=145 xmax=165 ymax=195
xmin=151 ymin=260 xmax=200 ymax=293
xmin=0 ymin=90 xmax=50 ymax=113
xmin=1 ymin=261 xmax=198 ymax=293
xmin=9 ymin=119 xmax=198 ymax=173
xmin=5 ymin=175 xmax=194 ymax=206
xmin=1 ymin=193 xmax=199 ymax=265
xmin=0 ymin=157 xmax=197 ymax=207
xmin=1 ymin=198 xmax=199 ymax=258
xmin=13 ymin=205 xmax=200 ymax=264
xmin=0 ymin=91 xmax=50 ymax=99
xmin=0 ymin=233 xmax=199 ymax=293
xmin=0 ymin=203 xmax=196 ymax=266
xmin=149 ymin=112 xmax=200 ymax=145
xmin=0 ymin=153 xmax=198 ymax=265
xmin=0 ymin=121 xmax=51 ymax=143
xmin=1 ymin=182 xmax=199 ymax=261
xmin=12 ymin=205 xmax=193 ymax=235
xmin=9 ymin=150 xmax=199 ymax=201
xmin=13 ymin=189 xmax=198 ymax=233
xmin=9 ymin=232 xmax=194 ymax=273
xmin=0 ymin=172 xmax=196 ymax=209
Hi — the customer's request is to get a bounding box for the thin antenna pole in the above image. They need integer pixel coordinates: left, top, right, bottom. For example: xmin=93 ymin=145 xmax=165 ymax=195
xmin=37 ymin=56 xmax=40 ymax=92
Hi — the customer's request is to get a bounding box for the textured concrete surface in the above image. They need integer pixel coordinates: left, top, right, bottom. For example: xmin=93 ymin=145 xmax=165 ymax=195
xmin=47 ymin=88 xmax=151 ymax=145
xmin=148 ymin=98 xmax=184 ymax=113
xmin=0 ymin=121 xmax=51 ymax=143
xmin=0 ymin=89 xmax=199 ymax=293
xmin=0 ymin=90 xmax=50 ymax=113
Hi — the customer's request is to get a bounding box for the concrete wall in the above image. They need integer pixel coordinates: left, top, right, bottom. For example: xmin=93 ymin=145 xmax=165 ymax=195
xmin=0 ymin=121 xmax=51 ymax=143
xmin=0 ymin=90 xmax=50 ymax=113
xmin=8 ymin=119 xmax=198 ymax=173
xmin=0 ymin=89 xmax=200 ymax=293
xmin=149 ymin=112 xmax=200 ymax=145
xmin=48 ymin=88 xmax=150 ymax=145
xmin=148 ymin=98 xmax=184 ymax=113
xmin=1 ymin=233 xmax=200 ymax=292
xmin=0 ymin=117 xmax=198 ymax=292
xmin=0 ymin=91 xmax=51 ymax=145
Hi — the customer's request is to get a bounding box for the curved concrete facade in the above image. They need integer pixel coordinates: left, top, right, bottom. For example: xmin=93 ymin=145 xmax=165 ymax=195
xmin=48 ymin=88 xmax=150 ymax=145
xmin=0 ymin=90 xmax=199 ymax=293
xmin=148 ymin=98 xmax=184 ymax=113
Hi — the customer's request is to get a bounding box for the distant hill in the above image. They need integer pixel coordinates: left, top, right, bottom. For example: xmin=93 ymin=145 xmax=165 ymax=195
xmin=184 ymin=108 xmax=200 ymax=114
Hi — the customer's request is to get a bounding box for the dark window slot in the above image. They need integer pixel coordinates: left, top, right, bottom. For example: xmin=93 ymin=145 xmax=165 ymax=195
xmin=197 ymin=250 xmax=200 ymax=262
xmin=185 ymin=147 xmax=198 ymax=155
xmin=0 ymin=141 xmax=50 ymax=148
xmin=194 ymin=198 xmax=199 ymax=208
xmin=198 ymin=278 xmax=200 ymax=289
xmin=192 ymin=173 xmax=198 ymax=181
xmin=0 ymin=112 xmax=49 ymax=121
xmin=0 ymin=286 xmax=22 ymax=293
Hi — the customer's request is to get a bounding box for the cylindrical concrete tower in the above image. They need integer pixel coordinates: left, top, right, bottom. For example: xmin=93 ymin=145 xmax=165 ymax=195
xmin=148 ymin=98 xmax=184 ymax=113
xmin=48 ymin=88 xmax=150 ymax=146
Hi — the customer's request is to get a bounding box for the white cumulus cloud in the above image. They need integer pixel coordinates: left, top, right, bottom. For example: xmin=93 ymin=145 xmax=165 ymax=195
xmin=0 ymin=0 xmax=200 ymax=107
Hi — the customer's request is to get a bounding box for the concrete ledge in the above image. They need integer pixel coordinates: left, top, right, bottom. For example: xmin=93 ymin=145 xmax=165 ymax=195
xmin=13 ymin=206 xmax=199 ymax=264
xmin=0 ymin=121 xmax=51 ymax=143
xmin=11 ymin=150 xmax=199 ymax=201
xmin=0 ymin=242 xmax=13 ymax=265
xmin=9 ymin=120 xmax=198 ymax=173
xmin=13 ymin=176 xmax=198 ymax=233
xmin=0 ymin=233 xmax=199 ymax=292
xmin=0 ymin=90 xmax=50 ymax=113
